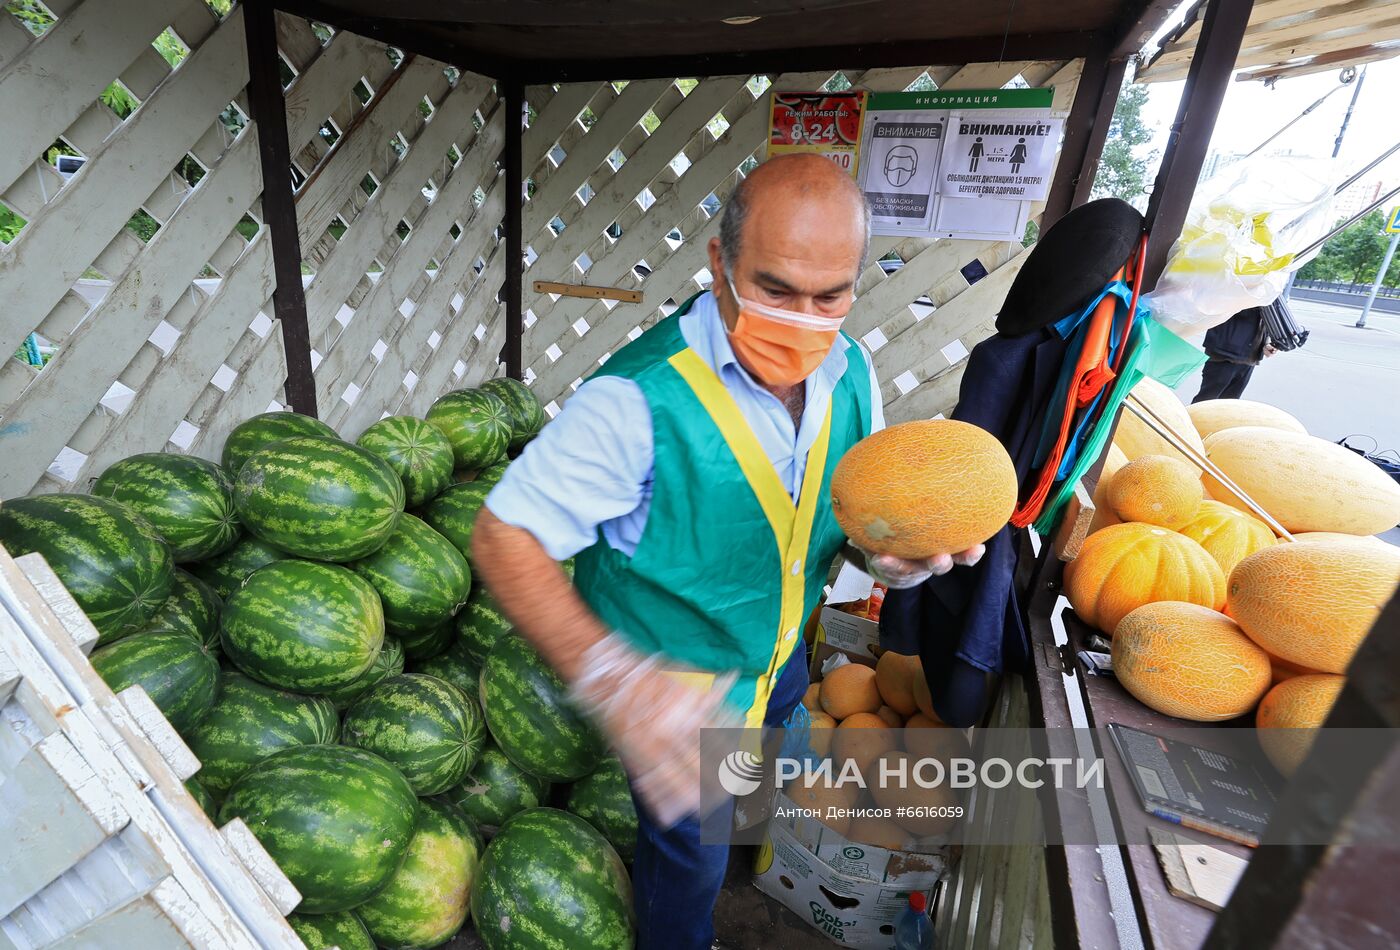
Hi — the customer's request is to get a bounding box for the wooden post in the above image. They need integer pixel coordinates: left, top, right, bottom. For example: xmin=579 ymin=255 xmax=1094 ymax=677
xmin=1041 ymin=41 xmax=1127 ymax=231
xmin=1141 ymin=0 xmax=1255 ymax=288
xmin=243 ymin=0 xmax=318 ymax=417
xmin=503 ymin=78 xmax=524 ymax=381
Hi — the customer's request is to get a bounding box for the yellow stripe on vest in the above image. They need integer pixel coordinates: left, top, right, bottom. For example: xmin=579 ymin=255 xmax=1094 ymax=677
xmin=667 ymin=348 xmax=833 ymax=728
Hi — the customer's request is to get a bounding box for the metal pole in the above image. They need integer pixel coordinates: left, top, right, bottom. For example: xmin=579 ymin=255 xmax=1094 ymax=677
xmin=1332 ymin=66 xmax=1366 ymax=159
xmin=1357 ymin=231 xmax=1399 ymax=328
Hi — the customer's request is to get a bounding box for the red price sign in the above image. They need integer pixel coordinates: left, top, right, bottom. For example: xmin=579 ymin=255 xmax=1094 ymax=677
xmin=767 ymin=91 xmax=868 ymax=177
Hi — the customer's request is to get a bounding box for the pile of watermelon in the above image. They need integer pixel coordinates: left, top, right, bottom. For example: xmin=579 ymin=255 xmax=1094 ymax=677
xmin=0 ymin=379 xmax=638 ymax=950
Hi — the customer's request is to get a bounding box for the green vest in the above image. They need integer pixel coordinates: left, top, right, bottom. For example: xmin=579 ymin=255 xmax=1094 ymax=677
xmin=572 ymin=296 xmax=873 ymax=726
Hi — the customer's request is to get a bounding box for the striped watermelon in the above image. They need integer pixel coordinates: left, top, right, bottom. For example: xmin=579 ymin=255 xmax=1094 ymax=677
xmin=185 ymin=777 xmax=217 ymax=816
xmin=322 ymin=635 xmax=405 ymax=711
xmin=92 ymin=453 xmax=241 ymax=562
xmin=471 ymin=808 xmax=634 ymax=950
xmin=568 ymin=758 xmax=637 ymax=863
xmin=356 ymin=797 xmax=484 ymax=950
xmin=221 ymin=411 xmax=338 ymax=475
xmin=142 ymin=569 xmax=221 ymax=653
xmin=446 ymin=741 xmax=549 ymax=834
xmin=343 ymin=673 xmax=485 ymax=796
xmin=287 ymin=911 xmax=376 ymax=950
xmin=349 ymin=514 xmax=471 ymax=636
xmin=480 ymin=636 xmax=604 ymax=782
xmin=234 ymin=435 xmax=405 ymax=561
xmin=90 ymin=631 xmax=220 ymax=733
xmin=455 ymin=584 xmax=513 ymax=662
xmin=409 ymin=637 xmax=480 ymax=696
xmin=221 ymin=560 xmax=384 ymax=694
xmin=477 ymin=459 xmax=511 ymax=486
xmin=480 ymin=377 xmax=546 ymax=452
xmin=399 ymin=620 xmax=456 ymax=661
xmin=419 ymin=480 xmax=492 ymax=562
xmin=184 ymin=671 xmax=340 ymax=796
xmin=356 ymin=416 xmax=456 ymax=508
xmin=426 ymin=389 xmax=511 ymax=470
xmin=219 ymin=744 xmax=418 ymax=913
xmin=0 ymin=494 xmax=173 ymax=645
xmin=185 ymin=535 xmax=287 ymax=600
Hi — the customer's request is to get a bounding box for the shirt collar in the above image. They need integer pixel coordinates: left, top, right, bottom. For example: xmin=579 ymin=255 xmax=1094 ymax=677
xmin=686 ymin=290 xmax=850 ymax=391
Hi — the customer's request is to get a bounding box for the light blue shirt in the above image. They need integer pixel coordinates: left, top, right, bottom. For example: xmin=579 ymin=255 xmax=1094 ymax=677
xmin=486 ymin=291 xmax=886 ymax=560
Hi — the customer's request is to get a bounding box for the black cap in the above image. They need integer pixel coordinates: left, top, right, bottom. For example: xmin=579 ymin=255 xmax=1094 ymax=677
xmin=996 ymin=198 xmax=1144 ymax=337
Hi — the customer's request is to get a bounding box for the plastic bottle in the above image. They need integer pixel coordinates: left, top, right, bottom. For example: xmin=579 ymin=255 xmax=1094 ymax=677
xmin=893 ymin=891 xmax=934 ymax=950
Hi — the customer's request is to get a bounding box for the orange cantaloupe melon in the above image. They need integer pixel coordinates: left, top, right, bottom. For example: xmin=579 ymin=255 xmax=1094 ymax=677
xmin=1112 ymin=377 xmax=1204 ymax=468
xmin=846 ymin=812 xmax=911 ymax=850
xmin=870 ymin=750 xmax=962 ymax=837
xmin=833 ymin=712 xmax=900 ymax=777
xmin=903 ymin=716 xmax=969 ymax=762
xmin=820 ymin=663 xmax=882 ymax=719
xmin=1187 ymin=399 xmax=1307 ymax=442
xmin=1088 ymin=444 xmax=1130 ymax=534
xmin=802 ymin=682 xmax=821 ymax=710
xmin=875 ymin=705 xmax=904 ymax=728
xmin=1178 ymin=500 xmax=1278 ymax=577
xmin=910 ymin=665 xmax=936 ymax=720
xmin=807 ymin=711 xmax=836 ymax=756
xmin=830 ymin=419 xmax=1017 ymax=559
xmin=1106 ymin=454 xmax=1204 ymax=529
xmin=874 ymin=651 xmax=922 ymax=716
xmin=1111 ymin=602 xmax=1271 ymax=721
xmin=1203 ymin=427 xmax=1400 ymax=536
xmin=1256 ymin=674 xmax=1345 ymax=776
xmin=1226 ymin=540 xmax=1400 ymax=674
xmin=785 ymin=774 xmax=861 ymax=836
xmin=1065 ymin=523 xmax=1227 ymax=634
xmin=1266 ymin=650 xmax=1321 ymax=686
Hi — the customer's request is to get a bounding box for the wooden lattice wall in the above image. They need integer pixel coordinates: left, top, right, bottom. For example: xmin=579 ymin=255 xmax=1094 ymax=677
xmin=518 ymin=60 xmax=1084 ymax=421
xmin=0 ymin=1 xmax=505 ymax=498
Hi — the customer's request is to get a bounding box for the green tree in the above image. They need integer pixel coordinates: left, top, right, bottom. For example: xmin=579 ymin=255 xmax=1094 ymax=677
xmin=1092 ymin=81 xmax=1156 ymax=204
xmin=1297 ymin=211 xmax=1397 ymax=286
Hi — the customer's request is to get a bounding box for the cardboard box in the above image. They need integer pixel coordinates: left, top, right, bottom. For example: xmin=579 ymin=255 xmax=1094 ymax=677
xmin=813 ymin=562 xmax=883 ymax=666
xmin=770 ymin=792 xmax=950 ymax=875
xmin=754 ymin=820 xmax=943 ymax=949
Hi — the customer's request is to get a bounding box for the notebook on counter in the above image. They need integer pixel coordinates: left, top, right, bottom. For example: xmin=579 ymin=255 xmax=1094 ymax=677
xmin=1109 ymin=723 xmax=1278 ymax=848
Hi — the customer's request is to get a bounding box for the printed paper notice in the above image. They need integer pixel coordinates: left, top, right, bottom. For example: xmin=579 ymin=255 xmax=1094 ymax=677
xmin=858 ymin=113 xmax=945 ymax=232
xmin=939 ymin=113 xmax=1063 ymax=201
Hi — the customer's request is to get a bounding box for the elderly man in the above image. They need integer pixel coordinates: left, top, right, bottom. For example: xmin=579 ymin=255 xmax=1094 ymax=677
xmin=474 ymin=154 xmax=980 ymax=949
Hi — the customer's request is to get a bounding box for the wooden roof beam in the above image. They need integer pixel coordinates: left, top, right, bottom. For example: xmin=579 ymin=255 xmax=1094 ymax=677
xmin=1144 ymin=13 xmax=1400 ymax=80
xmin=1153 ymin=0 xmax=1398 ymax=70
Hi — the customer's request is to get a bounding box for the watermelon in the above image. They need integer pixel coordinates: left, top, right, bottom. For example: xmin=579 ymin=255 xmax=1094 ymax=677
xmin=399 ymin=620 xmax=456 ymax=661
xmin=219 ymin=745 xmax=418 ymax=913
xmin=142 ymin=569 xmax=221 ymax=653
xmin=409 ymin=637 xmax=481 ymax=696
xmin=184 ymin=671 xmax=340 ymax=796
xmin=477 ymin=459 xmax=511 ymax=486
xmin=343 ymin=673 xmax=486 ymax=795
xmin=356 ymin=797 xmax=484 ymax=950
xmin=446 ymin=741 xmax=549 ymax=834
xmin=0 ymin=494 xmax=172 ymax=645
xmin=419 ymin=480 xmax=492 ymax=562
xmin=356 ymin=416 xmax=456 ymax=508
xmin=234 ymin=435 xmax=405 ymax=561
xmin=186 ymin=535 xmax=287 ymax=599
xmin=480 ymin=376 xmax=546 ymax=451
xmin=480 ymin=636 xmax=604 ymax=782
xmin=426 ymin=389 xmax=511 ymax=470
xmin=455 ymin=584 xmax=513 ymax=662
xmin=90 ymin=631 xmax=219 ymax=733
xmin=288 ymin=911 xmax=376 ymax=950
xmin=568 ymin=758 xmax=637 ymax=863
xmin=471 ymin=808 xmax=634 ymax=950
xmin=322 ymin=635 xmax=405 ymax=711
xmin=349 ymin=514 xmax=471 ymax=636
xmin=221 ymin=560 xmax=384 ymax=693
xmin=92 ymin=453 xmax=241 ymax=562
xmin=185 ymin=777 xmax=217 ymax=816
xmin=221 ymin=411 xmax=338 ymax=475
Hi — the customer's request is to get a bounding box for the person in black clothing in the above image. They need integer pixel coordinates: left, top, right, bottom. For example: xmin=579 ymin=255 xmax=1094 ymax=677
xmin=1194 ymin=305 xmax=1276 ymax=402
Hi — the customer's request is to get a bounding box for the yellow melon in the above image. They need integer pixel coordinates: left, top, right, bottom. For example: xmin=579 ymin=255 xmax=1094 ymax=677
xmin=1187 ymin=399 xmax=1307 ymax=442
xmin=869 ymin=751 xmax=962 ymax=836
xmin=833 ymin=713 xmax=900 ymax=777
xmin=830 ymin=419 xmax=1017 ymax=558
xmin=802 ymin=682 xmax=821 ymax=710
xmin=875 ymin=705 xmax=904 ymax=728
xmin=1112 ymin=602 xmax=1271 ymax=721
xmin=874 ymin=651 xmax=921 ymax=716
xmin=846 ymin=812 xmax=911 ymax=850
xmin=1226 ymin=541 xmax=1400 ymax=674
xmin=1112 ymin=377 xmax=1204 ymax=468
xmin=820 ymin=664 xmax=882 ymax=719
xmin=1107 ymin=454 xmax=1204 ymax=528
xmin=1065 ymin=523 xmax=1227 ymax=634
xmin=1178 ymin=500 xmax=1278 ymax=577
xmin=1293 ymin=532 xmax=1393 ymax=549
xmin=1266 ymin=650 xmax=1321 ymax=686
xmin=1256 ymin=674 xmax=1345 ymax=776
xmin=1089 ymin=444 xmax=1130 ymax=533
xmin=1203 ymin=427 xmax=1400 ymax=535
xmin=807 ymin=711 xmax=836 ymax=756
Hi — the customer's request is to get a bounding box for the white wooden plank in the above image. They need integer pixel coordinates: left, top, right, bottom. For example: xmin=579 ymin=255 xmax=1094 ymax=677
xmin=14 ymin=553 xmax=99 ymax=656
xmin=218 ymin=819 xmax=301 ymax=917
xmin=522 ymin=82 xmax=602 ymax=161
xmin=185 ymin=322 xmax=286 ymax=460
xmin=117 ymin=685 xmax=200 ymax=781
xmin=43 ymin=878 xmax=224 ymax=950
xmin=408 ymin=252 xmax=507 ymax=415
xmin=0 ymin=0 xmax=173 ymax=194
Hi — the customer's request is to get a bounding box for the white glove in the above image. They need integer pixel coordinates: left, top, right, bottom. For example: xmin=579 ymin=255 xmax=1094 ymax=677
xmin=861 ymin=544 xmax=987 ymax=589
xmin=569 ymin=633 xmax=739 ymax=828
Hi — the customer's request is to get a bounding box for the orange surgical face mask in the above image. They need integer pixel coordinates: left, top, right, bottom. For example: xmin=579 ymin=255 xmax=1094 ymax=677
xmin=725 ymin=276 xmax=850 ymax=387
